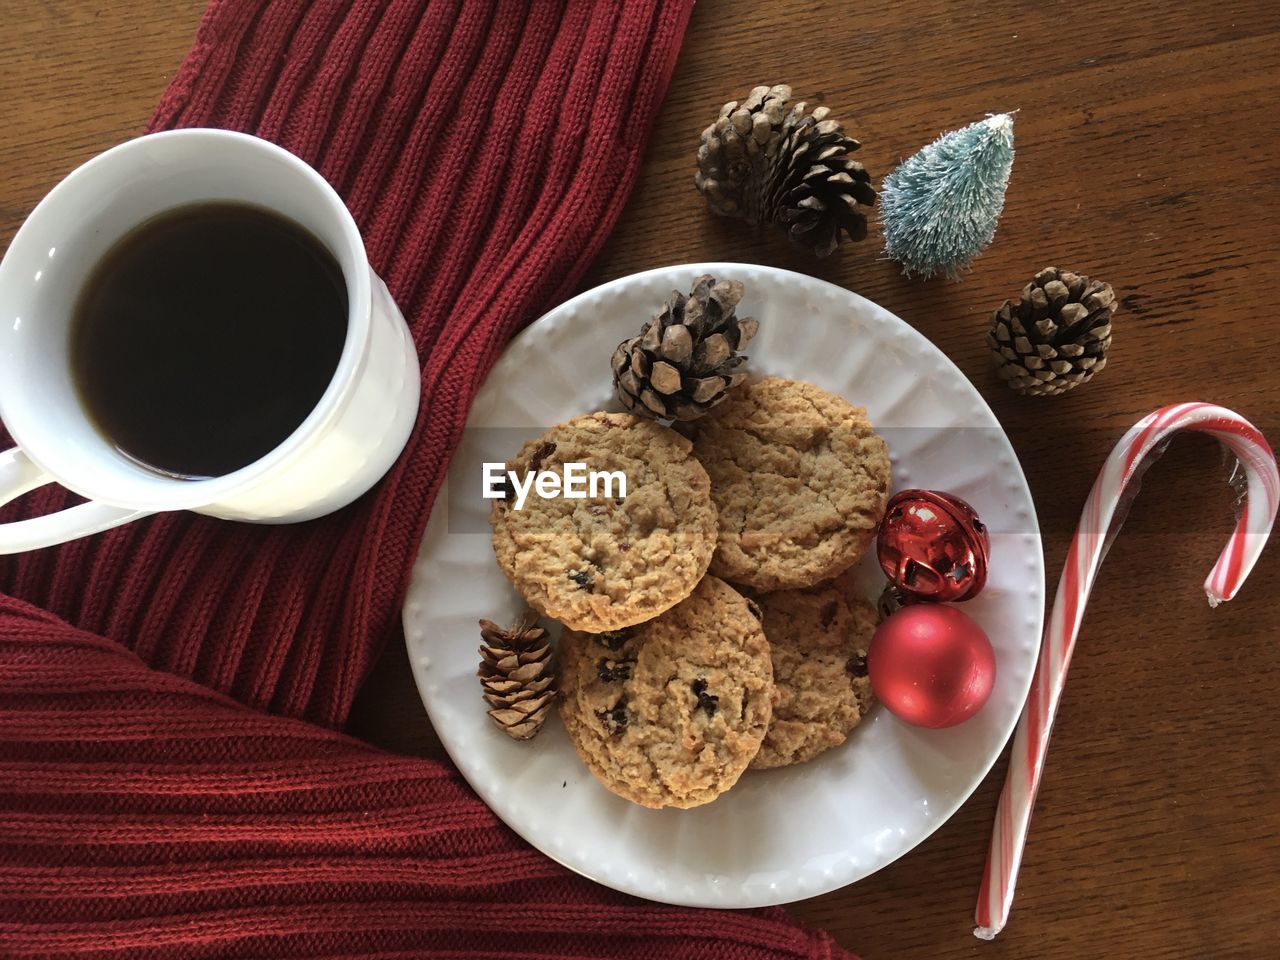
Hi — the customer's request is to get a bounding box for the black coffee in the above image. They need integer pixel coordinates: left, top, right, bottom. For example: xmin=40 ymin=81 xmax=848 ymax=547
xmin=71 ymin=202 xmax=348 ymax=479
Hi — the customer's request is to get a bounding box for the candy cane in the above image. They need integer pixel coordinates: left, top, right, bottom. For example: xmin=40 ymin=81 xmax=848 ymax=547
xmin=974 ymin=403 xmax=1279 ymax=940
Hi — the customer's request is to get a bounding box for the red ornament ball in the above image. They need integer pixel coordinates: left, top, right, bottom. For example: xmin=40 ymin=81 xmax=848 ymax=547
xmin=877 ymin=489 xmax=990 ymax=603
xmin=868 ymin=604 xmax=996 ymax=729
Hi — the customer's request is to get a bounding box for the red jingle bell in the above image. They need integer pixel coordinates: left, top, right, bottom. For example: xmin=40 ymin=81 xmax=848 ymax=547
xmin=877 ymin=489 xmax=990 ymax=603
xmin=868 ymin=604 xmax=996 ymax=728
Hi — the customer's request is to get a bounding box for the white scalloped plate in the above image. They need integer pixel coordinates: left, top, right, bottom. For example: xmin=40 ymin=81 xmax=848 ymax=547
xmin=403 ymin=263 xmax=1043 ymax=908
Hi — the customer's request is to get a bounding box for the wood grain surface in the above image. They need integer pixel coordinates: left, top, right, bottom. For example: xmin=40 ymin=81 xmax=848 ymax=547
xmin=3 ymin=2 xmax=1278 ymax=957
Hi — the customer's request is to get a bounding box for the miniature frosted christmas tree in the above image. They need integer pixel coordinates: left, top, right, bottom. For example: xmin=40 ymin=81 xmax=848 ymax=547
xmin=879 ymin=113 xmax=1015 ymax=280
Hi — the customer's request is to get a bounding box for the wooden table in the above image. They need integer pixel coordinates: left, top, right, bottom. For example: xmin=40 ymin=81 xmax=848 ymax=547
xmin=3 ymin=1 xmax=1277 ymax=957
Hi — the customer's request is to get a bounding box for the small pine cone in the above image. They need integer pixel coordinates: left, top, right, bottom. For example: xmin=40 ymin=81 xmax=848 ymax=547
xmin=611 ymin=274 xmax=758 ymax=422
xmin=987 ymin=267 xmax=1116 ymax=397
xmin=478 ymin=611 xmax=556 ymax=741
xmin=695 ymin=85 xmax=875 ymax=257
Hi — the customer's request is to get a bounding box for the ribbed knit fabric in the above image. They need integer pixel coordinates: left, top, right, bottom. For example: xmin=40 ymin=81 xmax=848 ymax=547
xmin=0 ymin=596 xmax=851 ymax=959
xmin=0 ymin=0 xmax=692 ymax=729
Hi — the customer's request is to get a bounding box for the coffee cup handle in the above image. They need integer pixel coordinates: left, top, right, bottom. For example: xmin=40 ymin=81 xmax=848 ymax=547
xmin=0 ymin=447 xmax=152 ymax=554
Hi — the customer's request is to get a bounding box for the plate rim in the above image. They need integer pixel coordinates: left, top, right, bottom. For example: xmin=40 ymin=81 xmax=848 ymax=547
xmin=402 ymin=261 xmax=1045 ymax=907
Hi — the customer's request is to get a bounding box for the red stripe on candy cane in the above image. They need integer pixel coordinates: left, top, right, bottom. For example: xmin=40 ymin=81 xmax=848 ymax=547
xmin=974 ymin=404 xmax=1278 ymax=940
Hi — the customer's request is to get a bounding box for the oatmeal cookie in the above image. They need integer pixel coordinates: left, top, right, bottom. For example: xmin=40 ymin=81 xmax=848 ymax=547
xmin=558 ymin=576 xmax=773 ymax=808
xmin=490 ymin=412 xmax=717 ymax=632
xmin=692 ymin=376 xmax=890 ymax=591
xmin=750 ymin=572 xmax=877 ymax=769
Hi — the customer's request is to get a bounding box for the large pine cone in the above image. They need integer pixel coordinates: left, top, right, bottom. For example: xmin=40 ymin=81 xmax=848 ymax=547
xmin=477 ymin=611 xmax=556 ymax=741
xmin=695 ymin=85 xmax=875 ymax=257
xmin=694 ymin=84 xmax=791 ymax=221
xmin=611 ymin=275 xmax=758 ymax=422
xmin=988 ymin=267 xmax=1116 ymax=397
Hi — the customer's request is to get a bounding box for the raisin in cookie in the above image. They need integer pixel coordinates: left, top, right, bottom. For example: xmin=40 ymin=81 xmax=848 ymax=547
xmin=558 ymin=576 xmax=773 ymax=808
xmin=490 ymin=412 xmax=717 ymax=633
xmin=691 ymin=377 xmax=890 ymax=591
xmin=751 ymin=572 xmax=877 ymax=769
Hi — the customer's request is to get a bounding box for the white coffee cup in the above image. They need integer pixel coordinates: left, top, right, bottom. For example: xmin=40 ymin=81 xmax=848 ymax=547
xmin=0 ymin=129 xmax=420 ymax=554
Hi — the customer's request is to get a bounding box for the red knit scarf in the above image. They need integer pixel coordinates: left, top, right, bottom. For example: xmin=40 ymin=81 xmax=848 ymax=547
xmin=0 ymin=595 xmax=848 ymax=958
xmin=0 ymin=1 xmax=856 ymax=956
